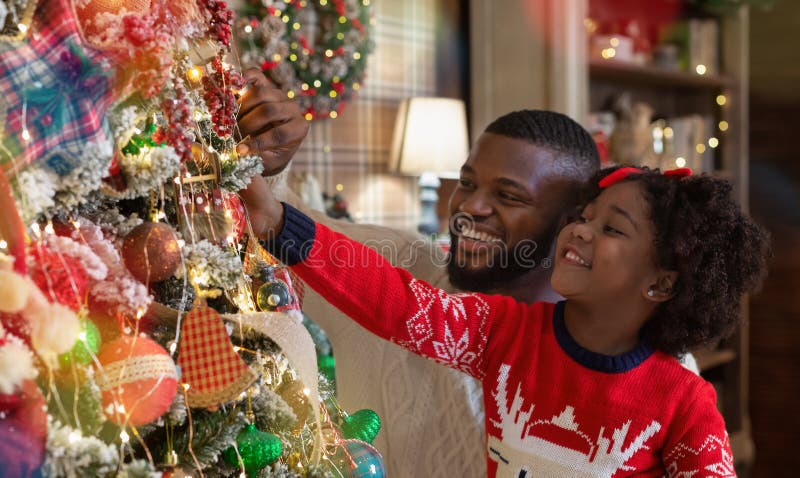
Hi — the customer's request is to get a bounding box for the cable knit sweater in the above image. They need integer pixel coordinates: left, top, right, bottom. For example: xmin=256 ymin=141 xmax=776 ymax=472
xmin=264 ymin=204 xmax=736 ymax=477
xmin=272 ymin=182 xmax=486 ymax=476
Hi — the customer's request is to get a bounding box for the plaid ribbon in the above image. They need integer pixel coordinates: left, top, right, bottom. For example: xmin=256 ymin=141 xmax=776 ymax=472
xmin=178 ymin=305 xmax=257 ymax=408
xmin=0 ymin=0 xmax=114 ymax=177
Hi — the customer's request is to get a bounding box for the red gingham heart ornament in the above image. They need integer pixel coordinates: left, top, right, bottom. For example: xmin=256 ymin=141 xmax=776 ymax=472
xmin=177 ymin=305 xmax=256 ymax=408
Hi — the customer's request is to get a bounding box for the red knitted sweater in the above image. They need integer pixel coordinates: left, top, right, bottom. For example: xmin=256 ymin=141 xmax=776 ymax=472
xmin=267 ymin=204 xmax=736 ymax=477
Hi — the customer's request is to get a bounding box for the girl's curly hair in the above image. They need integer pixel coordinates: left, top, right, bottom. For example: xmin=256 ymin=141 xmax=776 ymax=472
xmin=580 ymin=166 xmax=771 ymax=356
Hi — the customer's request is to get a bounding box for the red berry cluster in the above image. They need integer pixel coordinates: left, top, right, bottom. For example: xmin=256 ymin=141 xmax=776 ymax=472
xmin=154 ymin=83 xmax=195 ymax=162
xmin=198 ymin=0 xmax=234 ymax=48
xmin=201 ymin=57 xmax=245 ymax=138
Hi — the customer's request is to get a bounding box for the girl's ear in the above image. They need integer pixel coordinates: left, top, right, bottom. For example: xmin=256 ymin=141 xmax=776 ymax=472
xmin=643 ymin=270 xmax=678 ymax=303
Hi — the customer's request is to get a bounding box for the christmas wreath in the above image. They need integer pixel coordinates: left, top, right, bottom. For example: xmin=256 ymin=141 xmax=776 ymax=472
xmin=237 ymin=0 xmax=374 ymax=121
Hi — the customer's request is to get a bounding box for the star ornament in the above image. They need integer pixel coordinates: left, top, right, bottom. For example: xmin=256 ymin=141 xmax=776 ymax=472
xmin=0 ymin=0 xmax=115 ymax=178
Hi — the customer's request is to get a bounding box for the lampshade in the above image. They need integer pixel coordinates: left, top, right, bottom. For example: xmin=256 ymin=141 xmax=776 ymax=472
xmin=390 ymin=97 xmax=469 ymax=179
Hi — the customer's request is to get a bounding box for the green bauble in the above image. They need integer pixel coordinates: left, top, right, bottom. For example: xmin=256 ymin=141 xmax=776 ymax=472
xmin=58 ymin=319 xmax=101 ymax=367
xmin=222 ymin=423 xmax=283 ymax=476
xmin=318 ymin=354 xmax=336 ymax=385
xmin=341 ymin=409 xmax=381 ymax=444
xmin=256 ymin=280 xmax=291 ymax=311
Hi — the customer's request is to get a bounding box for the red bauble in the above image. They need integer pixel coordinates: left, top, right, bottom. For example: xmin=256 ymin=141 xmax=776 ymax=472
xmin=0 ymin=380 xmax=47 ymax=477
xmin=122 ymin=222 xmax=181 ymax=283
xmin=96 ymin=335 xmax=178 ymax=426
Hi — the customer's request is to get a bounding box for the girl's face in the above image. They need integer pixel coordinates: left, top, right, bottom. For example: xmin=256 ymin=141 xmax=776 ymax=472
xmin=550 ymin=181 xmax=663 ymax=303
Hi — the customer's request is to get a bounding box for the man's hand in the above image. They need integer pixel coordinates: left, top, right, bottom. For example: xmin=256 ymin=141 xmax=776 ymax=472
xmin=238 ymin=175 xmax=285 ymax=240
xmin=236 ymin=68 xmax=309 ymax=177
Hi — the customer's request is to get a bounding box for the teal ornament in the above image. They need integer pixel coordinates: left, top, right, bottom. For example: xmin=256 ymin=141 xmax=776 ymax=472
xmin=331 ymin=439 xmax=385 ymax=478
xmin=58 ymin=318 xmax=101 ymax=367
xmin=341 ymin=409 xmax=381 ymax=444
xmin=222 ymin=423 xmax=283 ymax=476
xmin=256 ymin=280 xmax=292 ymax=311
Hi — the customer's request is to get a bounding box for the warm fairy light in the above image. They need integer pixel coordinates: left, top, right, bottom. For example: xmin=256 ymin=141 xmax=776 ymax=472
xmin=708 ymin=137 xmax=719 ymax=148
xmin=325 ymin=49 xmax=333 ymax=58
xmin=583 ymin=18 xmax=597 ymax=33
xmin=363 ymin=0 xmax=370 ymax=4
xmin=304 ymin=112 xmax=313 ymax=121
xmin=313 ymin=80 xmax=321 ymax=88
xmin=339 ymin=16 xmax=347 ymax=24
xmin=120 ymin=430 xmax=130 ymax=443
xmin=272 ymin=53 xmax=282 ymax=61
xmin=292 ymin=22 xmax=300 ymax=30
xmin=187 ymin=67 xmax=203 ymax=83
xmin=329 ymin=90 xmax=337 ymax=98
xmin=68 ymin=431 xmax=81 ymax=444
xmin=353 ymin=52 xmax=362 ymax=60
xmin=21 ymin=129 xmax=31 ymax=142
xmin=301 ymin=83 xmax=309 ymax=90
xmin=282 ymin=15 xmax=289 ymax=22
xmin=320 ymin=0 xmax=327 ymax=5
xmin=337 ymin=32 xmax=344 ymax=40
xmin=353 ymin=82 xmax=360 ymax=90
xmin=719 ymin=120 xmax=729 ymax=131
xmin=675 ymin=157 xmax=687 ymax=167
xmin=664 ymin=127 xmax=674 ymax=139
xmin=696 ymin=143 xmax=706 ymax=154
xmin=610 ymin=37 xmax=620 ymax=47
xmin=336 ymin=183 xmax=344 ymax=192
xmin=329 ymin=111 xmax=338 ymax=118
xmin=289 ymin=53 xmax=297 ymax=61
xmin=695 ymin=64 xmax=707 ymax=75
xmin=287 ymin=90 xmax=295 ymax=98
xmin=243 ymin=25 xmax=253 ymax=33
xmin=716 ymin=94 xmax=727 ymax=106
xmin=601 ymin=48 xmax=616 ymax=59
xmin=0 ymin=240 xmax=7 ymax=250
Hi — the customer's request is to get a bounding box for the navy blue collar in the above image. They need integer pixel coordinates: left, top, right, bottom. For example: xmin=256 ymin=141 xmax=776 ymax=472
xmin=552 ymin=301 xmax=653 ymax=373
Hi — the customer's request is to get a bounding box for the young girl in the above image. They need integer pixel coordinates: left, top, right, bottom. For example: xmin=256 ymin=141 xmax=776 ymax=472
xmin=241 ymin=166 xmax=769 ymax=477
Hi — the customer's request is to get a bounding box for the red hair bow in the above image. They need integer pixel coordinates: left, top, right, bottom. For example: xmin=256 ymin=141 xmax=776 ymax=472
xmin=598 ymin=167 xmax=692 ymax=188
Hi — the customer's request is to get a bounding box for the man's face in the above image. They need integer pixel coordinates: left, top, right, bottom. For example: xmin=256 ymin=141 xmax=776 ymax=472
xmin=446 ymin=132 xmax=578 ymax=292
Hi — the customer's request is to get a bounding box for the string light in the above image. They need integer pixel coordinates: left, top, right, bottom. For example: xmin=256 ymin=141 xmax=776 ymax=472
xmin=329 ymin=90 xmax=337 ymax=98
xmin=243 ymin=25 xmax=253 ymax=33
xmin=353 ymin=52 xmax=362 ymax=60
xmin=187 ymin=67 xmax=203 ymax=83
xmin=601 ymin=48 xmax=616 ymax=60
xmin=675 ymin=157 xmax=687 ymax=167
xmin=313 ymin=80 xmax=321 ymax=88
xmin=695 ymin=64 xmax=707 ymax=75
xmin=329 ymin=111 xmax=338 ymax=119
xmin=610 ymin=37 xmax=620 ymax=47
xmin=708 ymin=137 xmax=719 ymax=148
xmin=696 ymin=144 xmax=706 ymax=154
xmin=716 ymin=95 xmax=727 ymax=106
xmin=336 ymin=184 xmax=344 ymax=192
xmin=719 ymin=121 xmax=729 ymax=131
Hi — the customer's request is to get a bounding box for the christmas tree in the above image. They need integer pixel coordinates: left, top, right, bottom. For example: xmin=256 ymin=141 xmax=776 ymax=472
xmin=0 ymin=0 xmax=381 ymax=476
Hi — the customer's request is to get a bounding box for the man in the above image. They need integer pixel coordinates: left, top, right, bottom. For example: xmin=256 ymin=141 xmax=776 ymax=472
xmin=237 ymin=70 xmax=599 ymax=476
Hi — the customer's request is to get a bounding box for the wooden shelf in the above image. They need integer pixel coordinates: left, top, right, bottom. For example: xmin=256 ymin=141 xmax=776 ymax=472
xmin=589 ymin=60 xmax=734 ymax=90
xmin=693 ymin=347 xmax=737 ymax=371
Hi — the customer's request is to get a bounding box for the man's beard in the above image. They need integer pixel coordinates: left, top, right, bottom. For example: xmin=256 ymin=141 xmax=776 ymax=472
xmin=447 ymin=227 xmax=557 ymax=294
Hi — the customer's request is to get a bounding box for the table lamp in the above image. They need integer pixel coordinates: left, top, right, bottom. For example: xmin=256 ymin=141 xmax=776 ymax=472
xmin=390 ymin=97 xmax=469 ymax=236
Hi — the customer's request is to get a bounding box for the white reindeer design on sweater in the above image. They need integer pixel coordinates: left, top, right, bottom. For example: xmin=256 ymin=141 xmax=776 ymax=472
xmin=488 ymin=365 xmax=662 ymax=477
